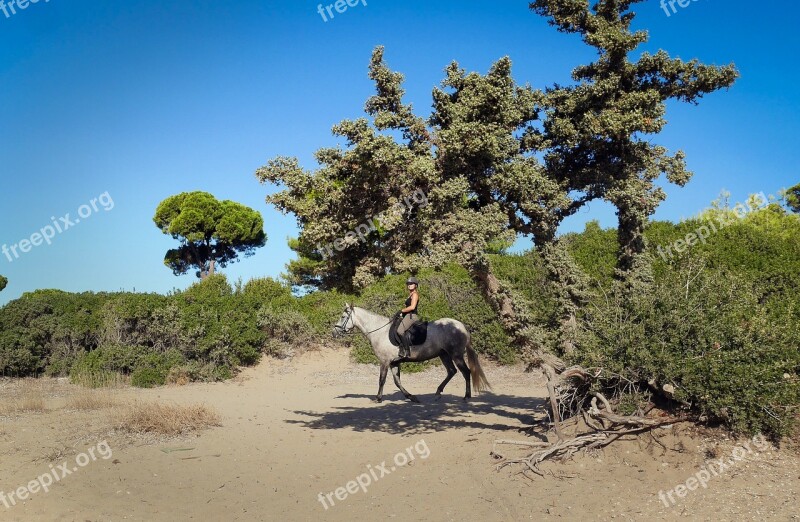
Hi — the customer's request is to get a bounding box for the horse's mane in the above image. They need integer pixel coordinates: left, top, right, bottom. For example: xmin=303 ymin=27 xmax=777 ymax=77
xmin=354 ymin=306 xmax=389 ymax=322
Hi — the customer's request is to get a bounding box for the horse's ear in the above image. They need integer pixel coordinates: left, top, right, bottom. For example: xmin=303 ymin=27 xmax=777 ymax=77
xmin=348 ymin=303 xmax=354 ymax=311
xmin=344 ymin=302 xmax=351 ymax=310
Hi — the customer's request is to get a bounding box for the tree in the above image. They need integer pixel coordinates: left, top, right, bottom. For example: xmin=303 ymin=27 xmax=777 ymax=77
xmin=258 ymin=47 xmax=581 ymax=369
xmin=153 ymin=192 xmax=266 ymax=279
xmin=0 ymin=275 xmax=7 ymax=292
xmin=786 ymin=183 xmax=800 ymax=213
xmin=257 ymin=1 xmax=740 ymax=420
xmin=528 ymin=0 xmax=738 ymax=280
xmin=257 ymin=48 xmax=515 ymax=293
xmin=493 ymin=0 xmax=741 ymax=464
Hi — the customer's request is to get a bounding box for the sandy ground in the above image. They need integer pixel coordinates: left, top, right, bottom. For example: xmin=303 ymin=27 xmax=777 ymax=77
xmin=0 ymin=346 xmax=798 ymax=521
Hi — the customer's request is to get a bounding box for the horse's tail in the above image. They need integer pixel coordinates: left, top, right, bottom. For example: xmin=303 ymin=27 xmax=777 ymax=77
xmin=465 ymin=337 xmax=491 ymax=394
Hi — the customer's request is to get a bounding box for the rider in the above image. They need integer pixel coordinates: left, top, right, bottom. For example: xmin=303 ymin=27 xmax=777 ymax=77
xmin=395 ymin=277 xmax=420 ymax=358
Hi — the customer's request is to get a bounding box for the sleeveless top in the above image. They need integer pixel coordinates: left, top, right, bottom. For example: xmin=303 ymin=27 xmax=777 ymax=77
xmin=404 ymin=294 xmax=418 ymax=315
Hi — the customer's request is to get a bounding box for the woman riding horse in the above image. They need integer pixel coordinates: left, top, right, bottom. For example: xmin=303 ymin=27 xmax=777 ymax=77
xmin=332 ymin=303 xmax=491 ymax=402
xmin=394 ymin=276 xmax=420 ymax=359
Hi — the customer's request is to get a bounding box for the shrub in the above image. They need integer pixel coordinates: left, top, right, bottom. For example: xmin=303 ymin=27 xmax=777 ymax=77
xmin=573 ymin=257 xmax=799 ymax=438
xmin=241 ymin=277 xmax=295 ymax=309
xmin=130 ymin=367 xmax=166 ymax=388
xmin=257 ymin=306 xmax=314 ymax=357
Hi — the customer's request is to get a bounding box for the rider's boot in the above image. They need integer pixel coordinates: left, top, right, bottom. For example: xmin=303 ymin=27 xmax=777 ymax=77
xmin=401 ymin=331 xmax=412 ymax=358
xmin=393 ymin=332 xmax=411 ymax=362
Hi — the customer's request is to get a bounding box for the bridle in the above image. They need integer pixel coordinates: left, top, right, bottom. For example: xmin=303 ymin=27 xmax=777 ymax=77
xmin=333 ymin=307 xmax=355 ymax=336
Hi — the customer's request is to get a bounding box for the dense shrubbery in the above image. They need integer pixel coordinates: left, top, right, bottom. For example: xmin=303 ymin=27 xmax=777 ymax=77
xmin=0 ymin=275 xmax=316 ymax=385
xmin=0 ymin=205 xmax=797 ymax=438
xmin=557 ymin=207 xmax=800 ymax=437
xmin=0 ymin=264 xmax=510 ymax=381
xmin=478 ymin=206 xmax=800 ymax=437
xmin=573 ymin=260 xmax=798 ymax=436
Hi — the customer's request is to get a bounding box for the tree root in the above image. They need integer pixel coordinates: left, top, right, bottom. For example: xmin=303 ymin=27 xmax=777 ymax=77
xmin=496 ymin=414 xmax=689 ymax=475
xmin=496 ymin=371 xmax=691 ymax=475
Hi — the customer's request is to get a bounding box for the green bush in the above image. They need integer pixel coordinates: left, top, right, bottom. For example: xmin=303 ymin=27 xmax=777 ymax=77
xmin=257 ymin=305 xmax=314 ymax=357
xmin=242 ymin=277 xmax=295 ymax=310
xmin=2 ymin=201 xmax=798 ymax=439
xmin=573 ymin=257 xmax=799 ymax=437
xmin=131 ymin=367 xmax=166 ymax=388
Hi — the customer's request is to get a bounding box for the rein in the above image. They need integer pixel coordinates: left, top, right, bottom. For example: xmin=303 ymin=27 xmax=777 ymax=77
xmin=363 ymin=319 xmax=393 ymax=335
xmin=336 ymin=308 xmax=394 ymax=335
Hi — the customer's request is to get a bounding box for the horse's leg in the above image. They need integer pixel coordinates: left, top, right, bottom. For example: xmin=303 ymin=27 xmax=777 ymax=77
xmin=374 ymin=364 xmax=389 ymax=402
xmin=453 ymin=355 xmax=472 ymax=401
xmin=435 ymin=352 xmax=458 ymax=401
xmin=389 ymin=361 xmax=419 ymax=403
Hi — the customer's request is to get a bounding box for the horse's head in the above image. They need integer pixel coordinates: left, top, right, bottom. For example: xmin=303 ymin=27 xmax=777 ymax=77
xmin=332 ymin=303 xmax=355 ymax=338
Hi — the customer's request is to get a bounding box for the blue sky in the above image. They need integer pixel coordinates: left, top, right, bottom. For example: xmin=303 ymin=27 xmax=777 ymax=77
xmin=1 ymin=0 xmax=798 ymax=305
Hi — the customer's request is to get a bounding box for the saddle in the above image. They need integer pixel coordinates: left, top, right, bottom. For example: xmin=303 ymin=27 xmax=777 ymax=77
xmin=389 ymin=315 xmax=428 ymax=347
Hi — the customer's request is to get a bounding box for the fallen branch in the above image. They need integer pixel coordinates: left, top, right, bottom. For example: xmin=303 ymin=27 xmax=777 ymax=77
xmin=496 ymin=414 xmax=689 ymax=475
xmin=496 ymin=364 xmax=692 ymax=476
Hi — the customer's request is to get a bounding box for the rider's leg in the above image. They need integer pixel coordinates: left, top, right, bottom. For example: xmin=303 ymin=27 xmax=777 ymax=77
xmin=393 ymin=314 xmax=412 ymax=360
xmin=391 ymin=332 xmax=409 ymax=362
xmin=401 ymin=331 xmax=413 ymax=358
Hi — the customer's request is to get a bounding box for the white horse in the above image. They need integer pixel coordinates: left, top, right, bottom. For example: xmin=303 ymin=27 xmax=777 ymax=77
xmin=332 ymin=304 xmax=490 ymax=403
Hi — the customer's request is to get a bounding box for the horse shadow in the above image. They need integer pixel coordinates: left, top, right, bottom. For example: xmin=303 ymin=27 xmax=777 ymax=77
xmin=286 ymin=392 xmax=550 ymax=436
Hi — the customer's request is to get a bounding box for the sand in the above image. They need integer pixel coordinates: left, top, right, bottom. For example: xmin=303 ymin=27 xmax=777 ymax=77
xmin=0 ymin=346 xmax=798 ymax=521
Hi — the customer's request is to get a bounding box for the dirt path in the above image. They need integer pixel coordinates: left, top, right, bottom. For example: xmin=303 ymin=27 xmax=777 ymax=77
xmin=1 ymin=347 xmax=798 ymax=521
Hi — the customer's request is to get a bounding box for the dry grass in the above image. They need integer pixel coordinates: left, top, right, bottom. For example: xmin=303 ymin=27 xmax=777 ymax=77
xmin=0 ymin=378 xmax=47 ymax=415
xmin=70 ymin=370 xmax=129 ymax=389
xmin=166 ymin=367 xmax=190 ymax=386
xmin=115 ymin=401 xmax=222 ymax=437
xmin=65 ymin=389 xmax=118 ymax=411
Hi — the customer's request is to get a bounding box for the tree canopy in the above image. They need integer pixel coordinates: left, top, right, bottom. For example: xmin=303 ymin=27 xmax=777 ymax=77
xmin=259 ymin=0 xmax=737 ymax=295
xmin=0 ymin=275 xmax=7 ymax=292
xmin=786 ymin=182 xmax=800 ymax=213
xmin=528 ymin=0 xmax=738 ymax=275
xmin=153 ymin=191 xmax=266 ymax=279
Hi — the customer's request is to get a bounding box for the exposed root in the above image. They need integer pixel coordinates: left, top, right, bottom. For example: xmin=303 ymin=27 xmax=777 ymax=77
xmin=496 ymin=365 xmax=691 ymax=476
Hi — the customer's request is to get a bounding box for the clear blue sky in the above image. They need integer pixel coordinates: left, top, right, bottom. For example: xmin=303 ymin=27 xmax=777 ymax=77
xmin=1 ymin=0 xmax=798 ymax=305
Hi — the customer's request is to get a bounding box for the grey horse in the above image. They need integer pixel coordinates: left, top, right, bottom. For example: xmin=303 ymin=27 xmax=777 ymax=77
xmin=332 ymin=304 xmax=490 ymax=403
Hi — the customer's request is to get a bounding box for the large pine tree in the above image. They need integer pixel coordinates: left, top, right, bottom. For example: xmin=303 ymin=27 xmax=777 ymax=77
xmin=258 ymin=0 xmax=738 ymax=366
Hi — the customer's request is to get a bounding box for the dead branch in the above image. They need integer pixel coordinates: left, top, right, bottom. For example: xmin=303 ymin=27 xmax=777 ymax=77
xmin=497 ymin=362 xmax=692 ymax=476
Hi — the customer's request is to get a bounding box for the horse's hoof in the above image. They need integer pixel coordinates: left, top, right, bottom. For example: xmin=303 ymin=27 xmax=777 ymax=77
xmin=434 ymin=394 xmax=443 ymax=402
xmin=409 ymin=395 xmax=420 ymax=403
xmin=373 ymin=396 xmax=383 ymax=403
xmin=463 ymin=396 xmax=471 ymax=402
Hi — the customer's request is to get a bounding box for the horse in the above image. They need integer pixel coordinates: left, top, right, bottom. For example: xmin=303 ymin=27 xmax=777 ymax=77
xmin=332 ymin=303 xmax=491 ymax=403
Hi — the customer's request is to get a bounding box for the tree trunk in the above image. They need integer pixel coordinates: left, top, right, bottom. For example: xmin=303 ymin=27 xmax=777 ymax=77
xmin=468 ymin=256 xmax=565 ymax=371
xmin=538 ymin=241 xmax=590 ymax=356
xmin=616 ymin=207 xmax=646 ymax=275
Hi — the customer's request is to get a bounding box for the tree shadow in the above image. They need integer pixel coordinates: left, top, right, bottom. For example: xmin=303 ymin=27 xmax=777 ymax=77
xmin=286 ymin=392 xmax=549 ymax=435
